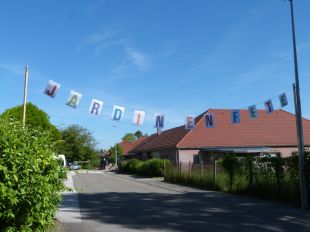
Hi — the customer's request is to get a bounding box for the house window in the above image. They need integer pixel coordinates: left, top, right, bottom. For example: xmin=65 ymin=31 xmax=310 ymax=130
xmin=193 ymin=154 xmax=201 ymax=164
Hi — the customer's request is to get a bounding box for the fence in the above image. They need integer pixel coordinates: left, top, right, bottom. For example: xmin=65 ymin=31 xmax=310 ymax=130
xmin=164 ymin=153 xmax=310 ymax=207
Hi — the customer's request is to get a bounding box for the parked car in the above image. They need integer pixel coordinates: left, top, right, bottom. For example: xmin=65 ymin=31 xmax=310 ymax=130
xmin=70 ymin=162 xmax=81 ymax=170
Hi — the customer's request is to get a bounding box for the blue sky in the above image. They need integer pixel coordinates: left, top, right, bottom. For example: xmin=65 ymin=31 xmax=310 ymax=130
xmin=0 ymin=0 xmax=310 ymax=149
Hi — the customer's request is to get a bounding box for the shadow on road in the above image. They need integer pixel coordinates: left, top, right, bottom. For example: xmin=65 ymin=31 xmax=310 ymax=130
xmin=62 ymin=191 xmax=310 ymax=232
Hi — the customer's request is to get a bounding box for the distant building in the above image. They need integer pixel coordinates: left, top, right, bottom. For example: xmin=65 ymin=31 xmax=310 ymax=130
xmin=129 ymin=109 xmax=310 ymax=164
xmin=118 ymin=137 xmax=147 ymax=159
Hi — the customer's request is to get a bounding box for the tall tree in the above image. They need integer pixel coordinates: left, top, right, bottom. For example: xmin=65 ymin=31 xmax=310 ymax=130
xmin=122 ymin=133 xmax=136 ymax=142
xmin=134 ymin=130 xmax=143 ymax=138
xmin=60 ymin=124 xmax=98 ymax=164
xmin=0 ymin=102 xmax=61 ymax=142
xmin=108 ymin=144 xmax=123 ymax=164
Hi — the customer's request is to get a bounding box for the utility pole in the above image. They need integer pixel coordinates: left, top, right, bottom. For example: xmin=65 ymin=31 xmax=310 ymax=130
xmin=115 ymin=143 xmax=118 ymax=173
xmin=288 ymin=0 xmax=308 ymax=209
xmin=22 ymin=65 xmax=29 ymax=128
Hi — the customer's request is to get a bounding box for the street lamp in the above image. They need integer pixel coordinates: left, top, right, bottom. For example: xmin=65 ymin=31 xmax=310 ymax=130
xmin=288 ymin=0 xmax=308 ymax=209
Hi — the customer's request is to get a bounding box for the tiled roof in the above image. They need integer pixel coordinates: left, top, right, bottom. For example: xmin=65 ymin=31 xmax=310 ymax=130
xmin=130 ymin=113 xmax=205 ymax=152
xmin=131 ymin=109 xmax=310 ymax=152
xmin=119 ymin=137 xmax=147 ymax=155
xmin=178 ymin=109 xmax=310 ymax=148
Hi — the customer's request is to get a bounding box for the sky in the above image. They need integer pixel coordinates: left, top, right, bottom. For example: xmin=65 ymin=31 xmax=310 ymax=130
xmin=0 ymin=0 xmax=309 ymax=150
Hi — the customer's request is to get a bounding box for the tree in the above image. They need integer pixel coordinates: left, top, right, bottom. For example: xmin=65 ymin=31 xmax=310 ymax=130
xmin=0 ymin=102 xmax=61 ymax=142
xmin=122 ymin=130 xmax=147 ymax=142
xmin=134 ymin=130 xmax=143 ymax=138
xmin=108 ymin=144 xmax=123 ymax=164
xmin=60 ymin=125 xmax=98 ymax=166
xmin=122 ymin=133 xmax=136 ymax=142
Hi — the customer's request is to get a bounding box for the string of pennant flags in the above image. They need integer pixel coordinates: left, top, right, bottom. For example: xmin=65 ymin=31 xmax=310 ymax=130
xmin=44 ymin=79 xmax=289 ymax=130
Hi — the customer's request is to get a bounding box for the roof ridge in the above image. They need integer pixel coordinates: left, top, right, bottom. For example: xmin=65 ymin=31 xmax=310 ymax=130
xmin=278 ymin=108 xmax=310 ymax=122
xmin=176 ymin=109 xmax=210 ymax=148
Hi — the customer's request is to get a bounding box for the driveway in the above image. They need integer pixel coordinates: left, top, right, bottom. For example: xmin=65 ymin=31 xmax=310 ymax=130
xmin=57 ymin=171 xmax=310 ymax=232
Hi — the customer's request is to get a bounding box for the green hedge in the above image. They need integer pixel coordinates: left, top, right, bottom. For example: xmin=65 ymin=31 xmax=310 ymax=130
xmin=164 ymin=153 xmax=310 ymax=207
xmin=120 ymin=158 xmax=170 ymax=177
xmin=0 ymin=118 xmax=66 ymax=232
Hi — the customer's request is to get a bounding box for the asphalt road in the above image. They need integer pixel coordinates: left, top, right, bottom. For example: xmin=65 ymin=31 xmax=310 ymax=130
xmin=58 ymin=171 xmax=310 ymax=232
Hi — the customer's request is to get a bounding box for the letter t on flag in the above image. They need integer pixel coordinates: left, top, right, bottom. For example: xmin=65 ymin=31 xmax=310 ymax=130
xmin=264 ymin=99 xmax=274 ymax=114
xmin=132 ymin=110 xmax=145 ymax=126
xmin=44 ymin=80 xmax=60 ymax=98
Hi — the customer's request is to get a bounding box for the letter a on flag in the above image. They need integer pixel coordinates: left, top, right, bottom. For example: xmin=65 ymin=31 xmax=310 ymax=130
xmin=44 ymin=80 xmax=60 ymax=98
xmin=132 ymin=110 xmax=145 ymax=126
xmin=66 ymin=90 xmax=82 ymax=109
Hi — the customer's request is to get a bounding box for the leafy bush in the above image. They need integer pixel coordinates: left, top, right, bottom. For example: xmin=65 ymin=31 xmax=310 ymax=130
xmin=164 ymin=152 xmax=310 ymax=207
xmin=0 ymin=118 xmax=66 ymax=232
xmin=120 ymin=158 xmax=170 ymax=177
xmin=120 ymin=159 xmax=143 ymax=174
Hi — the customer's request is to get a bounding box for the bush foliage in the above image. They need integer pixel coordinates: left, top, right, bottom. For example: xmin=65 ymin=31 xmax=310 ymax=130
xmin=120 ymin=158 xmax=170 ymax=177
xmin=0 ymin=118 xmax=66 ymax=232
xmin=164 ymin=153 xmax=310 ymax=207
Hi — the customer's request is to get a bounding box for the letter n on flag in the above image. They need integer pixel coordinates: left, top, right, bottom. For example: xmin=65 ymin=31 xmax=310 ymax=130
xmin=205 ymin=113 xmax=214 ymax=128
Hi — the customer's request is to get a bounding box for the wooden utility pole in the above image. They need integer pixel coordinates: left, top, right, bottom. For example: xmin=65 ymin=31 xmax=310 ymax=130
xmin=22 ymin=65 xmax=29 ymax=128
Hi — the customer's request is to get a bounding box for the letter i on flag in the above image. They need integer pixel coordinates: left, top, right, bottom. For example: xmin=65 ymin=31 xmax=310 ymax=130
xmin=89 ymin=99 xmax=103 ymax=116
xmin=66 ymin=90 xmax=82 ymax=109
xmin=44 ymin=80 xmax=60 ymax=98
xmin=132 ymin=110 xmax=145 ymax=126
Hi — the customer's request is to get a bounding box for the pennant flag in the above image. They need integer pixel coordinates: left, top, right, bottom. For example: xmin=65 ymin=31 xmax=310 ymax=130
xmin=264 ymin=99 xmax=274 ymax=114
xmin=66 ymin=90 xmax=82 ymax=109
xmin=44 ymin=80 xmax=60 ymax=98
xmin=154 ymin=114 xmax=164 ymax=129
xmin=132 ymin=110 xmax=145 ymax=126
xmin=205 ymin=113 xmax=214 ymax=128
xmin=279 ymin=93 xmax=288 ymax=108
xmin=185 ymin=115 xmax=195 ymax=130
xmin=89 ymin=99 xmax=103 ymax=116
xmin=231 ymin=110 xmax=240 ymax=124
xmin=112 ymin=105 xmax=125 ymax=121
xmin=248 ymin=105 xmax=258 ymax=119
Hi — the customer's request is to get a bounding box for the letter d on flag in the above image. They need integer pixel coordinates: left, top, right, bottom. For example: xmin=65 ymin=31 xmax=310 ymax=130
xmin=112 ymin=105 xmax=125 ymax=121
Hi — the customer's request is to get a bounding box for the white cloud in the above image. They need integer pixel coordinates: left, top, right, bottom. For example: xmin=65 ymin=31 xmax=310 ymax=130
xmin=0 ymin=63 xmax=25 ymax=76
xmin=126 ymin=47 xmax=150 ymax=71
